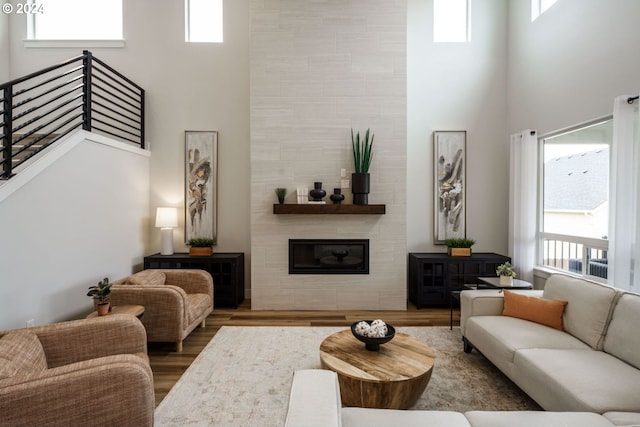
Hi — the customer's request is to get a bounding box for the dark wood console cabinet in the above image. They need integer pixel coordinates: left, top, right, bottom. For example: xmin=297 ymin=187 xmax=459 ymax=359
xmin=408 ymin=252 xmax=510 ymax=308
xmin=144 ymin=252 xmax=245 ymax=308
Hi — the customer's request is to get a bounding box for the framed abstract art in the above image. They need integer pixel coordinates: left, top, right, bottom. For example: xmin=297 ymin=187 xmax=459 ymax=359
xmin=185 ymin=131 xmax=218 ymax=244
xmin=433 ymin=130 xmax=466 ymax=244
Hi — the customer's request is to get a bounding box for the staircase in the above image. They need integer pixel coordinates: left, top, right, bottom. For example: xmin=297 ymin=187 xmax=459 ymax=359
xmin=1 ymin=51 xmax=145 ymax=180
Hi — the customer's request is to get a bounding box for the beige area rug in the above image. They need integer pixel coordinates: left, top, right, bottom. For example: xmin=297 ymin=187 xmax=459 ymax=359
xmin=154 ymin=326 xmax=540 ymax=426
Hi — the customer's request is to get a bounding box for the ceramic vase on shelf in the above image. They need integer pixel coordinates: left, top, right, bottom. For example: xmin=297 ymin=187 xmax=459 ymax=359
xmin=351 ymin=172 xmax=370 ymax=205
xmin=309 ymin=182 xmax=326 ymax=201
xmin=330 ymin=188 xmax=345 ymax=204
xmin=499 ymin=276 xmax=514 ymax=287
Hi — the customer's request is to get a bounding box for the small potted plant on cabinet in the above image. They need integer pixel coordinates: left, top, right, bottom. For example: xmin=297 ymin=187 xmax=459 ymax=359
xmin=87 ymin=277 xmax=112 ymax=316
xmin=496 ymin=262 xmax=517 ymax=286
xmin=444 ymin=238 xmax=476 ymax=257
xmin=187 ymin=237 xmax=215 ymax=256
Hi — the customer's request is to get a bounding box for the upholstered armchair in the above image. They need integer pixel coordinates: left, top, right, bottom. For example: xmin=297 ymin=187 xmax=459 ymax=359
xmin=111 ymin=269 xmax=214 ymax=352
xmin=0 ymin=315 xmax=154 ymax=427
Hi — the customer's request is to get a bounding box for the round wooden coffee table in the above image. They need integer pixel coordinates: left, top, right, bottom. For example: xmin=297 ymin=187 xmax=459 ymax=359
xmin=319 ymin=329 xmax=435 ymax=409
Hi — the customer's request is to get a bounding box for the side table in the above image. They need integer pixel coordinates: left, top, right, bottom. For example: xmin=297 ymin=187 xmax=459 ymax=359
xmin=87 ymin=304 xmax=145 ymax=319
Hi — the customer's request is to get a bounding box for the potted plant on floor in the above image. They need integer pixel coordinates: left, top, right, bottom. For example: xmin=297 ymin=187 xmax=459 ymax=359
xmin=496 ymin=262 xmax=516 ymax=286
xmin=351 ymin=128 xmax=374 ymax=205
xmin=444 ymin=238 xmax=475 ymax=257
xmin=87 ymin=277 xmax=112 ymax=316
xmin=187 ymin=237 xmax=215 ymax=256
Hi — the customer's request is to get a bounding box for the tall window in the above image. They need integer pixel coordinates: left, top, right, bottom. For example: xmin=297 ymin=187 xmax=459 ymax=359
xmin=539 ymin=118 xmax=612 ymax=280
xmin=185 ymin=0 xmax=223 ymax=43
xmin=28 ymin=0 xmax=122 ymax=40
xmin=531 ymin=0 xmax=558 ymax=21
xmin=433 ymin=0 xmax=470 ymax=43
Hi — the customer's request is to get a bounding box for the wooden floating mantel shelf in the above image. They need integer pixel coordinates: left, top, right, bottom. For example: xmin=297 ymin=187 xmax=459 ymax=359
xmin=273 ymin=204 xmax=386 ymax=215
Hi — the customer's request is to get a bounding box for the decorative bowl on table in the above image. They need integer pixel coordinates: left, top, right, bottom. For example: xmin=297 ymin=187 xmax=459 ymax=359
xmin=350 ymin=320 xmax=396 ymax=351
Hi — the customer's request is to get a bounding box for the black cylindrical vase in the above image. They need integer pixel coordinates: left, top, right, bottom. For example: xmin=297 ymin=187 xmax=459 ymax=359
xmin=351 ymin=173 xmax=370 ymax=205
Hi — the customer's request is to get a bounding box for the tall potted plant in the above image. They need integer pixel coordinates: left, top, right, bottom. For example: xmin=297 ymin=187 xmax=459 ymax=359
xmin=351 ymin=128 xmax=374 ymax=205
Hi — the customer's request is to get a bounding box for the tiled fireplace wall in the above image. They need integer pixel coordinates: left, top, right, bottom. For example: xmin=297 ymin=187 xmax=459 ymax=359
xmin=250 ymin=0 xmax=407 ymax=310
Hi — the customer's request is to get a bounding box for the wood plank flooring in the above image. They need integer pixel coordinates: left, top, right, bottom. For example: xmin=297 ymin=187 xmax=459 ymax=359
xmin=148 ymin=300 xmax=459 ymax=406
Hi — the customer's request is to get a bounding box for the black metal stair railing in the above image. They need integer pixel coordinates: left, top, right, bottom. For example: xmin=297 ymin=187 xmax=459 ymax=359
xmin=0 ymin=50 xmax=145 ymax=179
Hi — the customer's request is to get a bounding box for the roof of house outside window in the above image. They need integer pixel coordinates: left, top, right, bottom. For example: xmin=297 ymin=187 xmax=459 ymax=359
xmin=544 ymin=147 xmax=608 ymax=211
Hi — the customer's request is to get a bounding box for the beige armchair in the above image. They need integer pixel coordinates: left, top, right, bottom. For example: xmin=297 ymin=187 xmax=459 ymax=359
xmin=0 ymin=315 xmax=154 ymax=427
xmin=111 ymin=269 xmax=213 ymax=352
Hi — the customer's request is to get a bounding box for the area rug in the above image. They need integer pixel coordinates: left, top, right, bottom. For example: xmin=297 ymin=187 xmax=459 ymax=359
xmin=154 ymin=326 xmax=539 ymax=426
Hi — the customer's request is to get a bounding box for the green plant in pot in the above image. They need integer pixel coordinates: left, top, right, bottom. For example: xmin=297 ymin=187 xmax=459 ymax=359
xmin=275 ymin=188 xmax=287 ymax=204
xmin=87 ymin=277 xmax=112 ymax=316
xmin=187 ymin=237 xmax=215 ymax=256
xmin=444 ymin=237 xmax=475 ymax=257
xmin=496 ymin=262 xmax=516 ymax=286
xmin=351 ymin=128 xmax=374 ymax=205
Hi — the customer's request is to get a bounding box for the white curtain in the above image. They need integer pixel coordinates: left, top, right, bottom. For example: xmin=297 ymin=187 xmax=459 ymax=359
xmin=609 ymin=94 xmax=640 ymax=292
xmin=509 ymin=130 xmax=538 ymax=284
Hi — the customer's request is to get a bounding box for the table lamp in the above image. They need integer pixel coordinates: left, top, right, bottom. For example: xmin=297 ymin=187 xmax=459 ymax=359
xmin=156 ymin=207 xmax=178 ymax=255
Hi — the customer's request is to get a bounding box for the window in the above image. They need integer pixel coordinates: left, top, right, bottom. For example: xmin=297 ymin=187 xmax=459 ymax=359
xmin=539 ymin=118 xmax=612 ymax=280
xmin=531 ymin=0 xmax=558 ymax=21
xmin=28 ymin=0 xmax=122 ymax=40
xmin=185 ymin=0 xmax=223 ymax=43
xmin=433 ymin=0 xmax=470 ymax=43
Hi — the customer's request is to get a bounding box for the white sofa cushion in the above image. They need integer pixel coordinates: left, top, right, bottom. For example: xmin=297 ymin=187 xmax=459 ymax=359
xmin=543 ymin=275 xmax=617 ymax=349
xmin=602 ymin=411 xmax=640 ymax=427
xmin=465 ymin=411 xmax=615 ymax=427
xmin=465 ymin=316 xmax=590 ymax=377
xmin=342 ymin=408 xmax=471 ymax=427
xmin=285 ymin=369 xmax=342 ymax=427
xmin=513 ymin=349 xmax=640 ymax=413
xmin=604 ymin=292 xmax=640 ymax=370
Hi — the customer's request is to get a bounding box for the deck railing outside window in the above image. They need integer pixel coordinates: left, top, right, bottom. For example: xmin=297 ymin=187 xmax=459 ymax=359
xmin=541 ymin=232 xmax=609 ymax=280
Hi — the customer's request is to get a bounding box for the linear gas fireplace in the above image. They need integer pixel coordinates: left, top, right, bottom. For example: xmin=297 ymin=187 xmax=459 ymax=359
xmin=289 ymin=239 xmax=369 ymax=274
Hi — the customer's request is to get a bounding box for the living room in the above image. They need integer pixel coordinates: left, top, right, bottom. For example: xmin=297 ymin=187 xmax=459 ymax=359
xmin=2 ymin=0 xmax=637 ymax=328
xmin=1 ymin=0 xmax=640 ymax=425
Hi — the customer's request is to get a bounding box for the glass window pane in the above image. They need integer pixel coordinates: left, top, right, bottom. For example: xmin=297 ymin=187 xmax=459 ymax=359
xmin=186 ymin=0 xmax=223 ymax=43
xmin=33 ymin=0 xmax=122 ymax=40
xmin=434 ymin=0 xmax=469 ymax=43
xmin=543 ymin=120 xmax=611 ymax=239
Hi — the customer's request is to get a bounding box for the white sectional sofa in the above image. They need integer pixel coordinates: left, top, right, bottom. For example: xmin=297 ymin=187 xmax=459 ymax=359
xmin=284 ymin=369 xmax=635 ymax=427
xmin=461 ymin=274 xmax=640 ymax=416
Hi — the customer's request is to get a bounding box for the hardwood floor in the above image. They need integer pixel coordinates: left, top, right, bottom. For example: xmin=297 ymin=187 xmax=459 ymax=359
xmin=148 ymin=300 xmax=459 ymax=406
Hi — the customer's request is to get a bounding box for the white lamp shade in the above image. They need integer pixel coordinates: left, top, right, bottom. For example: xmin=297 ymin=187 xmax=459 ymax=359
xmin=155 ymin=207 xmax=178 ymax=228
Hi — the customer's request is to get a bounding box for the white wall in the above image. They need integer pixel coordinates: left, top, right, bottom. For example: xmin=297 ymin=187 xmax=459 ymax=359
xmin=6 ymin=0 xmax=252 ymax=287
xmin=508 ymin=0 xmax=640 ymax=135
xmin=0 ymin=11 xmax=8 ymax=82
xmin=407 ymin=0 xmax=509 ymax=253
xmin=250 ymin=0 xmax=407 ymax=310
xmin=0 ymin=133 xmax=150 ymax=330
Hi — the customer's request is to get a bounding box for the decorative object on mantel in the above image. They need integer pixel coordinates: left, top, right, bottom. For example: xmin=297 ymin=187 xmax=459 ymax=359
xmin=496 ymin=261 xmax=517 ymax=286
xmin=87 ymin=277 xmax=112 ymax=316
xmin=351 ymin=128 xmax=374 ymax=205
xmin=309 ymin=182 xmax=326 ymax=202
xmin=273 ymin=204 xmax=385 ymax=214
xmin=187 ymin=237 xmax=215 ymax=256
xmin=296 ymin=187 xmax=308 ymax=204
xmin=351 ymin=319 xmax=395 ymax=351
xmin=275 ymin=188 xmax=286 ymax=204
xmin=434 ymin=130 xmax=466 ymax=244
xmin=444 ymin=237 xmax=475 ymax=257
xmin=330 ymin=188 xmax=345 ymax=204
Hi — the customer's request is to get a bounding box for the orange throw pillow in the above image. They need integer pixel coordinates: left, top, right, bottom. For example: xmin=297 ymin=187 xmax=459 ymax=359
xmin=502 ymin=290 xmax=568 ymax=330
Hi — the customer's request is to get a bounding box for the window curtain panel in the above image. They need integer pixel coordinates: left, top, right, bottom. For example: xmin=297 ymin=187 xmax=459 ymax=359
xmin=509 ymin=130 xmax=538 ymax=284
xmin=609 ymin=94 xmax=640 ymax=292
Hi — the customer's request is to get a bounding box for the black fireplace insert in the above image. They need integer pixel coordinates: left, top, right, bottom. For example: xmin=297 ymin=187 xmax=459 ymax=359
xmin=289 ymin=239 xmax=369 ymax=274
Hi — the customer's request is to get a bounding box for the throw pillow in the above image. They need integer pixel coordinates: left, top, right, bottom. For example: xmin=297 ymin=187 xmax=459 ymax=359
xmin=0 ymin=330 xmax=48 ymax=379
xmin=127 ymin=269 xmax=166 ymax=287
xmin=502 ymin=290 xmax=568 ymax=330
